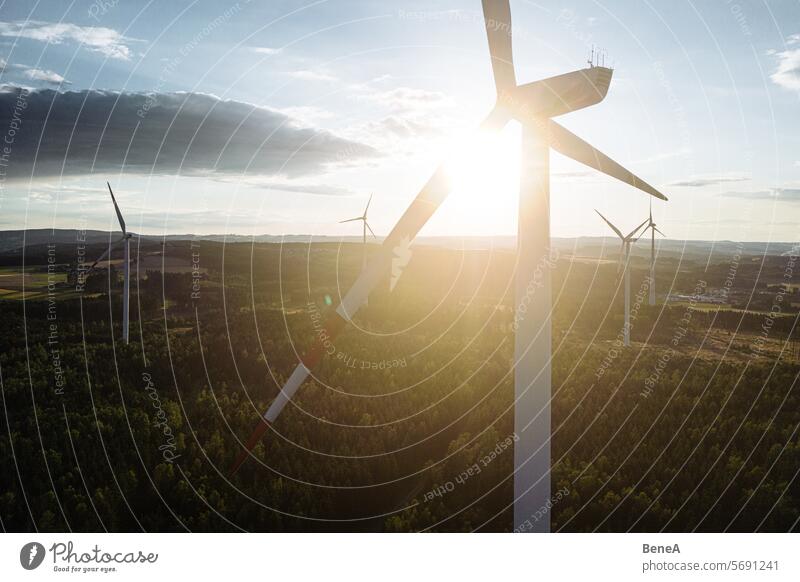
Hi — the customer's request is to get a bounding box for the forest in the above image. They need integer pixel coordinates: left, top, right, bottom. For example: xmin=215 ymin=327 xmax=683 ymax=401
xmin=1 ymin=238 xmax=798 ymax=532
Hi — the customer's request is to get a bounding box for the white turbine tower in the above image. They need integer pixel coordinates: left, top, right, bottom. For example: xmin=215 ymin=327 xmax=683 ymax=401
xmin=87 ymin=183 xmax=132 ymax=344
xmin=643 ymin=201 xmax=666 ymax=306
xmin=231 ymin=0 xmax=668 ymax=533
xmin=596 ymin=210 xmax=648 ymax=347
xmin=339 ymin=194 xmax=376 ymax=271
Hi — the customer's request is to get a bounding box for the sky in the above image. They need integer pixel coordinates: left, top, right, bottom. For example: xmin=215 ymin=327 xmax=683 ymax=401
xmin=0 ymin=0 xmax=798 ymax=241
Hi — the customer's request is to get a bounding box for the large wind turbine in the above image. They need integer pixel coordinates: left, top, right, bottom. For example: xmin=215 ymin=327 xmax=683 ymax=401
xmin=230 ymin=0 xmax=668 ymax=533
xmin=87 ymin=183 xmax=132 ymax=344
xmin=339 ymin=194 xmax=376 ymax=271
xmin=596 ymin=210 xmax=648 ymax=347
xmin=643 ymin=201 xmax=665 ymax=306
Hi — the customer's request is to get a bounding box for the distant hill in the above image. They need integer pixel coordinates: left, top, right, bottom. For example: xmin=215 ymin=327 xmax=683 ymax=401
xmin=0 ymin=228 xmax=796 ymax=264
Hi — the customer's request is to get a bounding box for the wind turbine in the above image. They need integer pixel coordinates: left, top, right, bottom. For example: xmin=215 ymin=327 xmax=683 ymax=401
xmin=87 ymin=182 xmax=132 ymax=344
xmin=643 ymin=201 xmax=666 ymax=306
xmin=595 ymin=210 xmax=648 ymax=348
xmin=339 ymin=194 xmax=376 ymax=271
xmin=230 ymin=0 xmax=668 ymax=533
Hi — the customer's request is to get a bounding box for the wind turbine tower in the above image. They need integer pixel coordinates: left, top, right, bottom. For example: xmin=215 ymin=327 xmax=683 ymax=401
xmin=596 ymin=210 xmax=648 ymax=347
xmin=87 ymin=183 xmax=132 ymax=344
xmin=644 ymin=201 xmax=665 ymax=306
xmin=340 ymin=194 xmax=376 ymax=271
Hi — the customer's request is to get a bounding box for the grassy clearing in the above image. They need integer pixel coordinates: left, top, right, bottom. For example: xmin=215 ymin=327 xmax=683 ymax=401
xmin=0 ymin=266 xmax=69 ymax=301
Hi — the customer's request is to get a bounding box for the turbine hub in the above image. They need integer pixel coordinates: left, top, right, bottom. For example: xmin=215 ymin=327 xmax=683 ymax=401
xmin=501 ymin=66 xmax=614 ymax=121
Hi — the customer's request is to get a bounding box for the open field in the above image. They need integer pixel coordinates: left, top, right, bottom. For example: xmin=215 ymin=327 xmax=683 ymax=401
xmin=0 ymin=266 xmax=66 ymax=300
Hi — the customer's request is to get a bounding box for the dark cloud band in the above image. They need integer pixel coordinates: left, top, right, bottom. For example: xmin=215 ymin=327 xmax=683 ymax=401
xmin=0 ymin=86 xmax=377 ymax=180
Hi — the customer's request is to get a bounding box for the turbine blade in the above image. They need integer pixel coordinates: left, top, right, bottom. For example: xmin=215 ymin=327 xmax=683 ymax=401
xmin=366 ymin=222 xmax=377 ymax=238
xmin=107 ymin=182 xmax=126 ymax=234
xmin=481 ymin=0 xmax=516 ymax=94
xmin=339 ymin=217 xmax=362 ymax=224
xmin=88 ymin=237 xmax=126 ymax=270
xmin=364 ymin=193 xmax=373 ymax=217
xmin=89 ymin=248 xmax=113 ymax=271
xmin=595 ymin=209 xmax=624 ymax=239
xmin=654 ymin=226 xmax=666 ymax=237
xmin=229 ymin=361 xmax=320 ymax=475
xmin=625 ymin=218 xmax=650 ymax=240
xmin=547 ymin=121 xmax=668 ymax=201
xmin=230 ymin=109 xmax=505 ymax=475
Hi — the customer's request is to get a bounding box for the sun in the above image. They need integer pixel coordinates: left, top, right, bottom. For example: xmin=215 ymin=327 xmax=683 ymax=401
xmin=439 ymin=123 xmax=521 ymax=234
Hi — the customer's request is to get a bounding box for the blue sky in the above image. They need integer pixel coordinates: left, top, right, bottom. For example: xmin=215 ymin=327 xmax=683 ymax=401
xmin=0 ymin=0 xmax=798 ymax=241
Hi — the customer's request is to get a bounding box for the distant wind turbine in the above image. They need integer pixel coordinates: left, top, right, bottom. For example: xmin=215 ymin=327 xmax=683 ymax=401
xmin=596 ymin=210 xmax=648 ymax=347
xmin=339 ymin=194 xmax=376 ymax=271
xmin=230 ymin=0 xmax=668 ymax=534
xmin=643 ymin=200 xmax=666 ymax=306
xmin=87 ymin=183 xmax=132 ymax=344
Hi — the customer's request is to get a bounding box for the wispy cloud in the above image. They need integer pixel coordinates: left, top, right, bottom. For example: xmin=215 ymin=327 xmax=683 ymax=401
xmin=0 ymin=21 xmax=134 ymax=60
xmin=552 ymin=170 xmax=597 ymax=183
xmin=345 ymin=80 xmax=458 ymax=147
xmin=23 ymin=68 xmax=69 ymax=85
xmin=670 ymin=176 xmax=750 ymax=187
xmin=721 ymin=188 xmax=800 ymax=201
xmin=632 ymin=146 xmax=692 ymax=165
xmin=28 ymin=184 xmax=109 ymax=202
xmin=251 ymin=46 xmax=281 ymax=55
xmin=770 ymin=35 xmax=800 ymax=92
xmin=360 ymin=86 xmax=453 ymax=112
xmin=361 ymin=115 xmax=444 ymax=140
xmin=241 ymin=179 xmax=355 ymax=197
xmin=287 ymin=70 xmax=337 ymax=82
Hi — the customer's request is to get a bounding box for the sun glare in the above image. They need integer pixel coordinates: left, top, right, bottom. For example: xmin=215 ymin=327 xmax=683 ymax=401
xmin=439 ymin=124 xmax=521 ymax=234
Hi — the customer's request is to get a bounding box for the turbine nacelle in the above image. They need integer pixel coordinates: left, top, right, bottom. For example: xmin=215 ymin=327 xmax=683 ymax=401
xmin=497 ymin=66 xmax=613 ymax=121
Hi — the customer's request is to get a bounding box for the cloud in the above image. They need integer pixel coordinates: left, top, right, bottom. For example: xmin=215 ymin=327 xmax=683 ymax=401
xmin=287 ymin=70 xmax=337 ymax=82
xmin=361 ymin=115 xmax=443 ymax=139
xmin=252 ymin=47 xmax=281 ymax=55
xmin=0 ymin=21 xmax=133 ymax=60
xmin=0 ymin=87 xmax=378 ymax=179
xmin=344 ymin=84 xmax=457 ymax=146
xmin=632 ymin=146 xmax=692 ymax=164
xmin=210 ymin=174 xmax=355 ymax=196
xmin=22 ymin=68 xmax=69 ymax=85
xmin=553 ymin=170 xmax=594 ymax=178
xmin=552 ymin=170 xmax=597 ymax=183
xmin=248 ymin=180 xmax=354 ymax=196
xmin=360 ymin=87 xmax=453 ymax=112
xmin=29 ymin=184 xmax=107 ymax=202
xmin=670 ymin=176 xmax=749 ymax=187
xmin=275 ymin=106 xmax=334 ymax=128
xmin=770 ymin=36 xmax=800 ymax=93
xmin=720 ymin=188 xmax=800 ymax=201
